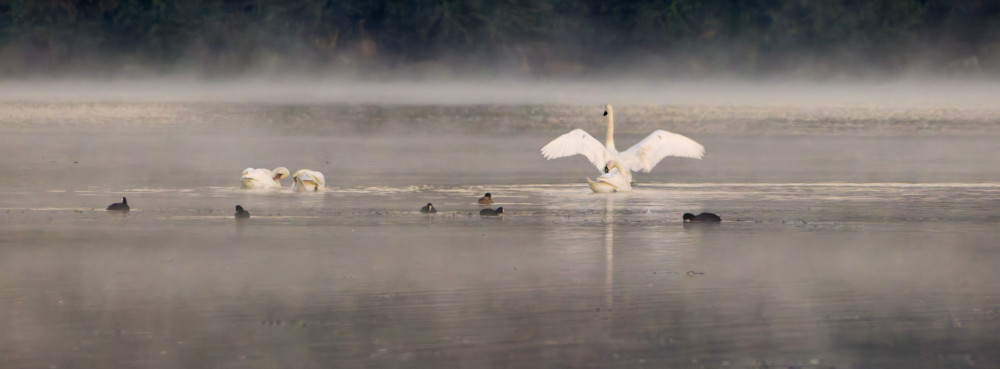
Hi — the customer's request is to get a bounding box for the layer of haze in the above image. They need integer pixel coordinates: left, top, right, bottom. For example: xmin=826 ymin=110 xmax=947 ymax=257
xmin=2 ymin=78 xmax=1000 ymax=107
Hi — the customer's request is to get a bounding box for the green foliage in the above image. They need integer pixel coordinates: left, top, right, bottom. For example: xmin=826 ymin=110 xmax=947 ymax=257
xmin=0 ymin=0 xmax=998 ymax=76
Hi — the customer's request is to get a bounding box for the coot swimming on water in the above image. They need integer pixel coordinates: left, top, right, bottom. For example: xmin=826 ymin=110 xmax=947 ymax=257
xmin=107 ymin=197 xmax=129 ymax=212
xmin=420 ymin=203 xmax=437 ymax=213
xmin=683 ymin=212 xmax=721 ymax=222
xmin=480 ymin=207 xmax=504 ymax=216
xmin=235 ymin=205 xmax=250 ymax=219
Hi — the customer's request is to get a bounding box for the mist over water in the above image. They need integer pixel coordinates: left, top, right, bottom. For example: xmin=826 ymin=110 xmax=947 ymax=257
xmin=2 ymin=82 xmax=1000 ymax=368
xmin=4 ymin=79 xmax=1000 ymax=107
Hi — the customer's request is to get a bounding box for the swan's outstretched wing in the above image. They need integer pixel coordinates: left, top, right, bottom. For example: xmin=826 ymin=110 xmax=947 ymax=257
xmin=540 ymin=129 xmax=607 ymax=172
xmin=619 ymin=130 xmax=704 ymax=173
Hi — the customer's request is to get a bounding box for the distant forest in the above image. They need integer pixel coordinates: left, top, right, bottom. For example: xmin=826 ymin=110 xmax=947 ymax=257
xmin=1 ymin=0 xmax=998 ymax=78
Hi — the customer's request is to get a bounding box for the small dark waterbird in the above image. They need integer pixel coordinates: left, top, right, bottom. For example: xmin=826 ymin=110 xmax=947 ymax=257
xmin=480 ymin=207 xmax=504 ymax=216
xmin=478 ymin=193 xmax=494 ymax=205
xmin=235 ymin=205 xmax=250 ymax=219
xmin=106 ymin=197 xmax=129 ymax=212
xmin=420 ymin=203 xmax=437 ymax=213
xmin=683 ymin=212 xmax=721 ymax=222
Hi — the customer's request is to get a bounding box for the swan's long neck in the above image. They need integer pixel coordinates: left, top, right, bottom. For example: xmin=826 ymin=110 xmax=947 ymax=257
xmin=605 ymin=112 xmax=616 ymax=151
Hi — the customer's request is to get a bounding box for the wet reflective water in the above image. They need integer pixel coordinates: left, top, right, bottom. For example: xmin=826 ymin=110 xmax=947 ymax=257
xmin=2 ymin=103 xmax=1000 ymax=368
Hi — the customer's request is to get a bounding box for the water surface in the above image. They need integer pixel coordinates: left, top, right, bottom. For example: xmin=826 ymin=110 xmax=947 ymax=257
xmin=2 ymin=103 xmax=999 ymax=369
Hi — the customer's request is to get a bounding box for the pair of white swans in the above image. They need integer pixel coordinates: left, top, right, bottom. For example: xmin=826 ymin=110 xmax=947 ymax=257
xmin=240 ymin=167 xmax=326 ymax=192
xmin=541 ymin=104 xmax=705 ymax=192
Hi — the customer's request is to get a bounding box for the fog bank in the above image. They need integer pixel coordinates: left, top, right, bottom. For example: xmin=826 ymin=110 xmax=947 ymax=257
xmin=2 ymin=78 xmax=1000 ymax=108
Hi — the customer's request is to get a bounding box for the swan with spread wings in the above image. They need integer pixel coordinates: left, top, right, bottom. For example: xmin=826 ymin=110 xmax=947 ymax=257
xmin=541 ymin=104 xmax=704 ymax=184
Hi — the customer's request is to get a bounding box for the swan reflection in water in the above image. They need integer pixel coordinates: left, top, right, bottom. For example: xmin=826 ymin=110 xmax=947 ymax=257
xmin=604 ymin=195 xmax=614 ymax=311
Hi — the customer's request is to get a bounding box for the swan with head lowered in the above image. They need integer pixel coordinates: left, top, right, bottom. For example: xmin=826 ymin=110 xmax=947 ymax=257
xmin=292 ymin=169 xmax=326 ymax=192
xmin=586 ymin=160 xmax=633 ymax=193
xmin=240 ymin=167 xmax=290 ymax=189
xmin=541 ymin=104 xmax=704 ymax=182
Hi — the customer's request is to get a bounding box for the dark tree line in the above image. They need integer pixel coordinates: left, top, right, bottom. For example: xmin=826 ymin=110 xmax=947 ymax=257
xmin=1 ymin=0 xmax=998 ymax=77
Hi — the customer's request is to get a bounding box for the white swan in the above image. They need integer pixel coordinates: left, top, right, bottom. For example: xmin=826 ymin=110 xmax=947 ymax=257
xmin=541 ymin=104 xmax=705 ymax=179
xmin=587 ymin=160 xmax=633 ymax=193
xmin=292 ymin=169 xmax=326 ymax=192
xmin=240 ymin=167 xmax=290 ymax=189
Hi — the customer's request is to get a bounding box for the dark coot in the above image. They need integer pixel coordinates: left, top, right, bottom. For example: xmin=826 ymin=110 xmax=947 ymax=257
xmin=107 ymin=197 xmax=129 ymax=212
xmin=480 ymin=207 xmax=504 ymax=216
xmin=235 ymin=205 xmax=250 ymax=219
xmin=420 ymin=203 xmax=437 ymax=213
xmin=683 ymin=212 xmax=721 ymax=222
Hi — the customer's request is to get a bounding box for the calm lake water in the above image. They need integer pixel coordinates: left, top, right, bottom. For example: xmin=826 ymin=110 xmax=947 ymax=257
xmin=2 ymin=99 xmax=999 ymax=368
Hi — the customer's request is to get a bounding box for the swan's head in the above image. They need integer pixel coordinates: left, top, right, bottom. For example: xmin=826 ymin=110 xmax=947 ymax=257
xmin=603 ymin=104 xmax=613 ymax=117
xmin=604 ymin=160 xmax=625 ymax=174
xmin=272 ymin=167 xmax=290 ymax=181
xmin=682 ymin=213 xmax=695 ymax=222
xmin=609 ymin=160 xmax=632 ymax=182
